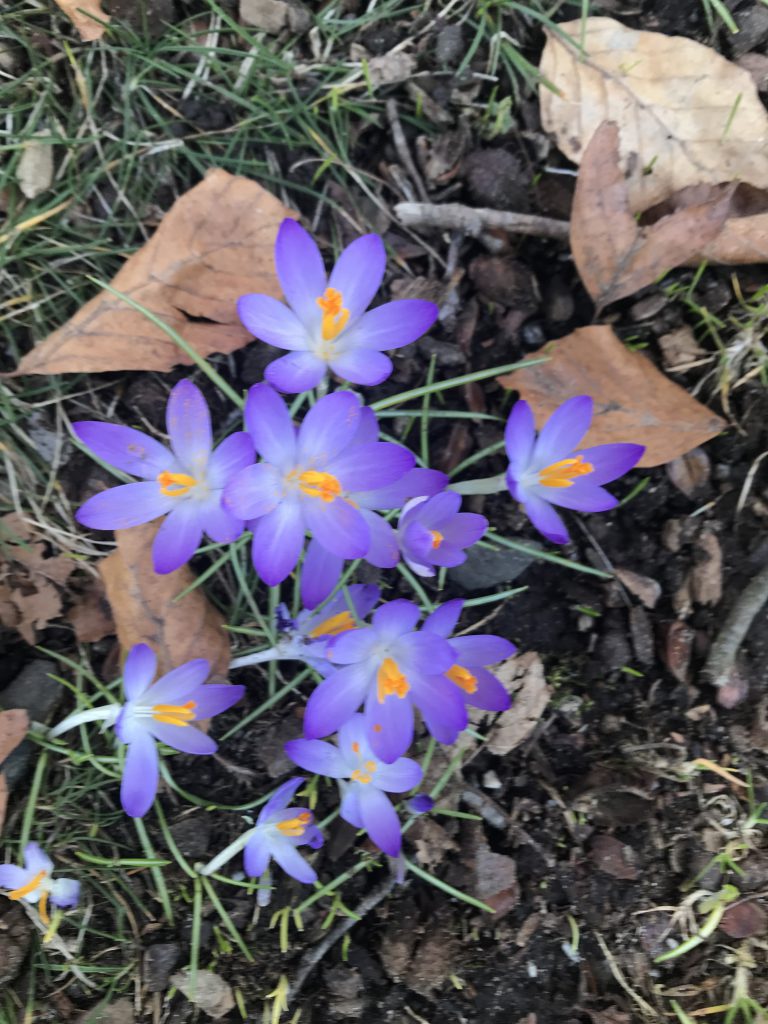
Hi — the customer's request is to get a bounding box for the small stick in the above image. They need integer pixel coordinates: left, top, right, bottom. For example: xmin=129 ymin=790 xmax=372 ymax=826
xmin=701 ymin=560 xmax=768 ymax=694
xmin=386 ymin=99 xmax=430 ymax=203
xmin=395 ymin=201 xmax=570 ymax=241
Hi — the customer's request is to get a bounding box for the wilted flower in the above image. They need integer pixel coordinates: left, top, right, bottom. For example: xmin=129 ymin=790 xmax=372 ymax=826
xmin=237 ymin=219 xmax=438 ymax=392
xmin=396 ymin=491 xmax=487 ymax=577
xmin=49 ymin=644 xmax=244 ymax=818
xmin=285 ymin=714 xmax=422 ymax=856
xmin=0 ymin=842 xmax=79 ymax=925
xmin=74 ymin=379 xmax=254 ymax=574
xmin=504 ymin=396 xmax=644 ymax=545
xmin=303 ymin=599 xmax=457 ymax=763
xmin=223 ymin=384 xmax=415 ymax=587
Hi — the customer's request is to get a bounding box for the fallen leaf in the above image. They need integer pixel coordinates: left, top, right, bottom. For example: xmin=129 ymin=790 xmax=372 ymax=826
xmin=662 ymin=620 xmax=695 ymax=683
xmin=368 ymin=51 xmax=417 ymax=87
xmin=0 ymin=775 xmax=8 ymax=839
xmin=65 ymin=578 xmax=115 ymax=643
xmin=54 ymin=0 xmax=110 ymax=41
xmin=0 ymin=709 xmax=29 ymax=836
xmin=13 ymin=169 xmax=293 ymax=376
xmin=614 ymin=569 xmax=661 ymax=609
xmin=170 ymin=969 xmax=234 ymax=1019
xmin=539 ymin=17 xmax=768 ymax=212
xmin=570 ymin=122 xmax=733 ymax=311
xmin=666 ymin=448 xmax=711 ymax=498
xmin=588 ymin=834 xmax=639 ymax=880
xmin=498 ymin=325 xmax=727 ymax=467
xmin=480 ymin=652 xmax=551 ymax=756
xmin=689 ymin=527 xmax=722 ymax=607
xmin=657 ymin=326 xmax=706 ymax=370
xmin=471 ymin=831 xmax=519 ymax=917
xmin=720 ymin=901 xmax=768 ymax=939
xmin=17 ymin=134 xmax=54 ymax=200
xmin=99 ymin=521 xmax=229 ymax=678
xmin=77 ymin=997 xmax=134 ymax=1024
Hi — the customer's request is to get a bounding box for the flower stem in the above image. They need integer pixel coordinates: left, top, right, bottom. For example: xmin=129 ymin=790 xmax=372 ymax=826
xmin=199 ymin=829 xmax=254 ymax=876
xmin=229 ymin=647 xmax=281 ymax=669
xmin=449 ymin=473 xmax=507 ymax=496
xmin=48 ymin=705 xmax=118 ymax=739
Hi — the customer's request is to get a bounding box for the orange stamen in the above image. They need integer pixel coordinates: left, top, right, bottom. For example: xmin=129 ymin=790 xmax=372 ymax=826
xmin=9 ymin=869 xmax=46 ymax=901
xmin=152 ymin=700 xmax=197 ymax=727
xmin=446 ymin=664 xmax=478 ymax=694
xmin=157 ymin=470 xmax=198 ymax=497
xmin=309 ymin=611 xmax=355 ymax=639
xmin=351 ymin=741 xmax=360 ymax=753
xmin=299 ymin=470 xmax=342 ymax=503
xmin=351 ymin=769 xmax=372 ymax=784
xmin=429 ymin=530 xmax=444 ymax=550
xmin=277 ymin=811 xmax=312 ymax=837
xmin=38 ymin=891 xmax=50 ymax=926
xmin=316 ymin=287 xmax=350 ymax=342
xmin=376 ymin=658 xmax=410 ymax=703
xmin=537 ymin=455 xmax=593 ymax=489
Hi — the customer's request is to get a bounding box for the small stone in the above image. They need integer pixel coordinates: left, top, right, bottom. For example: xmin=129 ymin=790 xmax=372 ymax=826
xmin=463 ymin=149 xmax=530 ymax=212
xmin=482 ymin=770 xmax=502 ymax=790
xmin=167 ymin=815 xmax=211 ymax=861
xmin=629 ymin=292 xmax=667 ymax=321
xmin=731 ymin=6 xmax=768 ymax=57
xmin=144 ymin=944 xmax=180 ymax=992
xmin=629 ymin=605 xmax=654 ymax=665
xmin=666 ymin=448 xmax=711 ymax=498
xmin=469 ymin=255 xmax=539 ymax=308
xmin=657 ymin=326 xmax=705 ymax=368
xmin=449 ymin=543 xmax=539 ymax=591
xmin=737 ymin=52 xmax=768 ymax=90
xmin=435 ymin=24 xmax=464 ymax=65
xmin=615 ymin=568 xmax=662 ymax=609
xmin=542 ymin=275 xmax=575 ymax=324
xmin=239 ymin=0 xmax=289 ymax=33
xmin=0 ymin=660 xmax=61 ymax=789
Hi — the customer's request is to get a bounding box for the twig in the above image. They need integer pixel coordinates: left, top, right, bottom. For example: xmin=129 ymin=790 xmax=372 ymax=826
xmin=395 ymin=201 xmax=570 ymax=241
xmin=289 ymin=874 xmax=398 ymax=999
xmin=701 ymin=560 xmax=768 ymax=689
xmin=386 ymin=99 xmax=430 ymax=203
xmin=594 ymin=932 xmax=657 ymax=1019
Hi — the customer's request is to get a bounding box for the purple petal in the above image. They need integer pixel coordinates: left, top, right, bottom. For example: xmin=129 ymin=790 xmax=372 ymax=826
xmin=303 ymin=824 xmax=324 ymax=850
xmin=284 ymin=737 xmax=349 ymax=778
xmin=329 ymin=349 xmax=393 ymax=386
xmin=538 ymin=482 xmax=618 ymax=513
xmin=73 ymin=422 xmax=171 ymax=479
xmin=258 ymin=777 xmax=306 ymax=824
xmin=465 ymin=666 xmax=511 ymax=712
xmin=244 ymin=383 xmax=297 ymax=468
xmin=24 ymin=842 xmax=53 ymax=876
xmin=76 ymin=483 xmax=174 ymax=531
xmin=302 ymin=498 xmax=369 ymax=559
xmin=223 ymin=464 xmax=282 ymax=520
xmin=396 ymin=632 xmax=455 ymax=676
xmin=274 ymin=218 xmax=328 ymax=328
xmin=328 ymin=234 xmax=386 ymax=319
xmin=350 ymin=406 xmax=380 ymax=446
xmin=149 ymin=722 xmax=217 ymax=754
xmin=359 ymin=511 xmax=399 ymax=568
xmin=207 ymin=432 xmax=255 ymax=490
xmin=450 ymin=635 xmax=516 ymax=666
xmin=123 ymin=644 xmax=157 ymax=701
xmin=504 ymin=400 xmax=536 ymax=477
xmin=417 ymin=674 xmax=468 ymax=744
xmin=0 ymin=865 xmax=31 ymax=891
xmin=441 ymin=512 xmax=488 ymax=548
xmin=329 ymin=626 xmax=378 ymax=666
xmin=151 ymin=502 xmax=204 ymax=574
xmin=400 ymin=522 xmax=441 ymax=570
xmin=373 ymin=756 xmax=422 ymax=793
xmin=121 ymin=730 xmax=159 ymax=817
xmin=144 ymin=659 xmax=210 ymax=704
xmin=243 ymin=833 xmax=271 ymax=877
xmin=297 ymin=391 xmax=361 ymax=465
xmin=342 ymin=300 xmax=438 ymax=351
xmin=336 ymin=713 xmax=369 ymax=761
xmin=265 ymin=351 xmax=327 ymax=393
xmin=576 ymin=443 xmax=644 ymax=484
xmin=237 ymin=293 xmax=310 ymax=351
xmin=199 ymin=496 xmax=245 ymax=545
xmin=300 ymin=540 xmax=343 ymax=610
xmin=251 ymin=502 xmax=305 ymax=585
xmin=166 ymin=380 xmax=212 ymax=473
xmin=364 ymin=688 xmax=413 ymax=764
xmin=340 ymin=784 xmax=363 ymax=828
xmin=358 ymin=786 xmax=401 ymax=856
xmin=270 ymin=839 xmax=317 ymax=884
xmin=326 ymin=442 xmax=414 ymax=492
xmin=303 ymin=665 xmax=369 ymax=738
xmin=50 ymin=877 xmax=80 ymax=908
xmin=423 ymin=600 xmax=463 ymax=638
xmin=521 ymin=493 xmax=570 ymax=544
xmin=356 ymin=467 xmax=448 ymax=510
xmin=404 ymin=490 xmax=460 ymax=525
xmin=372 ymin=599 xmax=421 ymax=639
xmin=532 ymin=396 xmax=593 ymax=469
xmin=188 ymin=683 xmax=245 ymax=720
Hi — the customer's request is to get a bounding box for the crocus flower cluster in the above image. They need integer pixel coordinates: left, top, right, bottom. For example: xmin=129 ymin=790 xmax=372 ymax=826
xmin=0 ymin=842 xmax=79 ymax=926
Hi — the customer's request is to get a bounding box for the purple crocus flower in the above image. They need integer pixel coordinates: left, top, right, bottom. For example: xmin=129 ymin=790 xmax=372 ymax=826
xmin=303 ymin=599 xmax=458 ymax=763
xmin=285 ymin=714 xmax=422 ymax=856
xmin=74 ymin=379 xmax=254 ymax=574
xmin=0 ymin=842 xmax=79 ymax=925
xmin=237 ymin=219 xmax=439 ymax=392
xmin=49 ymin=644 xmax=245 ymax=818
xmin=397 ymin=491 xmax=487 ymax=577
xmin=504 ymin=396 xmax=644 ymax=545
xmin=223 ymin=384 xmax=415 ymax=587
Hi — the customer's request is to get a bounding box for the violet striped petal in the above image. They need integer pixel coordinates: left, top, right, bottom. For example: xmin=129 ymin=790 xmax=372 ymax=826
xmin=151 ymin=502 xmax=204 ymax=574
xmin=274 ymin=218 xmax=327 ymax=329
xmin=300 ymin=539 xmax=343 ymax=610
xmin=284 ymin=737 xmax=349 ymax=779
xmin=73 ymin=422 xmax=171 ymax=479
xmin=206 ymin=432 xmax=255 ymax=490
xmin=166 ymin=380 xmax=212 ymax=473
xmin=244 ymin=383 xmax=297 ymax=468
xmin=237 ymin=293 xmax=310 ymax=351
xmin=297 ymin=391 xmax=361 ymax=464
xmin=251 ymin=501 xmax=305 ymax=585
xmin=532 ymin=396 xmax=593 ymax=469
xmin=358 ymin=786 xmax=401 ymax=856
xmin=76 ymin=483 xmax=174 ymax=531
xmin=341 ymin=300 xmax=438 ymax=351
xmin=328 ymin=234 xmax=386 ymax=320
xmin=270 ymin=840 xmax=317 ymax=884
xmin=265 ymin=351 xmax=327 ymax=393
xmin=243 ymin=833 xmax=270 ymax=877
xmin=258 ymin=777 xmax=306 ymax=824
xmin=122 ymin=643 xmax=157 ymax=701
xmin=329 ymin=349 xmax=393 ymax=386
xmin=120 ymin=730 xmax=159 ymax=818
xmin=504 ymin=400 xmax=536 ymax=476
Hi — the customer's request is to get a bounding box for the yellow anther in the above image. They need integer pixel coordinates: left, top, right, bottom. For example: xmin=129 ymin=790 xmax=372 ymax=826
xmin=429 ymin=530 xmax=444 ymax=550
xmin=151 ymin=700 xmax=197 ymax=727
xmin=351 ymin=769 xmax=372 ymax=784
xmin=316 ymin=287 xmax=350 ymax=342
xmin=364 ymin=760 xmax=377 ymax=773
xmin=309 ymin=611 xmax=355 ymax=639
xmin=537 ymin=455 xmax=594 ymax=489
xmin=9 ymin=869 xmax=46 ymax=901
xmin=276 ymin=812 xmax=313 ymax=838
xmin=446 ymin=664 xmax=478 ymax=695
xmin=299 ymin=470 xmax=342 ymax=503
xmin=377 ymin=658 xmax=410 ymax=703
xmin=157 ymin=470 xmax=198 ymax=497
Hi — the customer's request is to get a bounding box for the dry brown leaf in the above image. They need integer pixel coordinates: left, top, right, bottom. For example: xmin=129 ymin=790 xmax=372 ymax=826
xmin=0 ymin=709 xmax=29 ymax=836
xmin=570 ymin=122 xmax=733 ymax=311
xmin=540 ymin=17 xmax=768 ymax=212
xmin=13 ymin=169 xmax=293 ymax=376
xmin=54 ymin=0 xmax=110 ymax=41
xmin=99 ymin=521 xmax=229 ymax=678
xmin=65 ymin=578 xmax=115 ymax=643
xmin=498 ymin=325 xmax=727 ymax=467
xmin=479 ymin=652 xmax=551 ymax=756
xmin=170 ymin=969 xmax=234 ymax=1019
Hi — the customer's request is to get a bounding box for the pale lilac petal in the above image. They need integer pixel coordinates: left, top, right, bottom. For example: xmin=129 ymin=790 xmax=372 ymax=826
xmin=372 ymin=756 xmax=422 ymax=793
xmin=284 ymin=737 xmax=349 ymax=778
xmin=407 ymin=489 xmax=460 ymax=524
xmin=274 ymin=218 xmax=328 ymax=328
xmin=358 ymin=786 xmax=401 ymax=856
xmin=329 ymin=626 xmax=379 ymax=666
xmin=258 ymin=777 xmax=306 ymax=824
xmin=243 ymin=833 xmax=271 ymax=877
xmin=76 ymin=483 xmax=174 ymax=531
xmin=166 ymin=380 xmax=212 ymax=473
xmin=417 ymin=675 xmax=468 ymax=744
xmin=372 ymin=599 xmax=420 ymax=639
xmin=73 ymin=422 xmax=171 ymax=479
xmin=148 ymin=722 xmax=217 ymax=754
xmin=237 ymin=293 xmax=311 ymax=351
xmin=329 ymin=349 xmax=393 ymax=386
xmin=0 ymin=865 xmax=31 ymax=890
xmin=199 ymin=497 xmax=245 ymax=545
xmin=152 ymin=502 xmax=204 ymax=574
xmin=251 ymin=502 xmax=305 ymax=585
xmin=504 ymin=400 xmax=536 ymax=477
xmin=538 ymin=482 xmax=618 ymax=513
xmin=301 ymin=824 xmax=324 ymax=850
xmin=123 ymin=643 xmax=157 ymax=701
xmin=576 ymin=443 xmax=644 ymax=484
xmin=207 ymin=432 xmax=255 ymax=490
xmin=423 ymin=600 xmax=463 ymax=638
xmin=336 ymin=714 xmax=368 ymax=763
xmin=270 ymin=839 xmax=317 ymax=884
xmin=223 ymin=464 xmax=282 ymax=520
xmin=360 ymin=511 xmax=399 ymax=568
xmin=144 ymin=659 xmax=210 ymax=703
xmin=356 ymin=467 xmax=448 ymax=510
xmin=121 ymin=730 xmax=159 ymax=817
xmin=350 ymin=406 xmax=380 ymax=446
xmin=532 ymin=396 xmax=593 ymax=469
xmin=244 ymin=383 xmax=297 ymax=468
xmin=465 ymin=667 xmax=511 ymax=711
xmin=521 ymin=493 xmax=570 ymax=544
xmin=364 ymin=688 xmax=412 ymax=764
xmin=303 ymin=665 xmax=369 ymax=738
xmin=24 ymin=842 xmax=53 ymax=876
xmin=326 ymin=442 xmax=414 ymax=492
xmin=341 ymin=300 xmax=438 ymax=351
xmin=449 ymin=635 xmax=516 ymax=666
xmin=340 ymin=785 xmax=363 ymax=829
xmin=300 ymin=540 xmax=343 ymax=610
xmin=302 ymin=498 xmax=369 ymax=559
xmin=297 ymin=392 xmax=361 ymax=465
xmin=328 ymin=234 xmax=386 ymax=319
xmin=439 ymin=513 xmax=487 ymax=549
xmin=266 ymin=351 xmax=327 ymax=393
xmin=50 ymin=877 xmax=80 ymax=909
xmin=188 ymin=684 xmax=245 ymax=720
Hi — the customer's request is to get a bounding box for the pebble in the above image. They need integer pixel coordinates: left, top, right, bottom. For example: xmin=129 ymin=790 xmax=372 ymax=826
xmin=1 ymin=659 xmax=61 ymax=789
xmin=449 ymin=543 xmax=538 ymax=591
